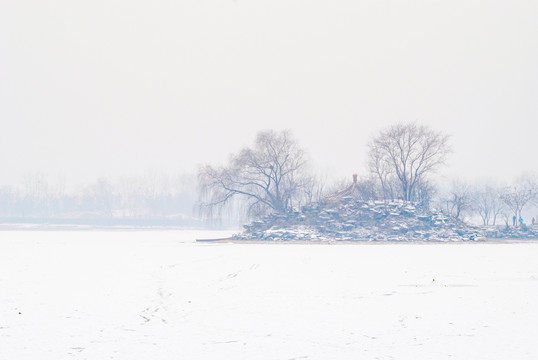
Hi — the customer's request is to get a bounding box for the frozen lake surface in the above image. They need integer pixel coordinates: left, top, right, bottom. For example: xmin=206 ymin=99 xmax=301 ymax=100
xmin=1 ymin=230 xmax=537 ymax=359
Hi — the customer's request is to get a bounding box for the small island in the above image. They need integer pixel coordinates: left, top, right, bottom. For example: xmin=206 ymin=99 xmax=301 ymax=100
xmin=198 ymin=126 xmax=538 ymax=243
xmin=234 ymin=180 xmax=537 ymax=243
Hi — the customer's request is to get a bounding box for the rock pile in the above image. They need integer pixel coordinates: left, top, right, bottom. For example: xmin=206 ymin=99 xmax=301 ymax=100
xmin=235 ymin=198 xmax=485 ymax=242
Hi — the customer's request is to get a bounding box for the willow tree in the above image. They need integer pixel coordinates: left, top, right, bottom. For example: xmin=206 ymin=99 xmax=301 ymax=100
xmin=369 ymin=123 xmax=450 ymax=202
xmin=198 ymin=130 xmax=313 ymax=219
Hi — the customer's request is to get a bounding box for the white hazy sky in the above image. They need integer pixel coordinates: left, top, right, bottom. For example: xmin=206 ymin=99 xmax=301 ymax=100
xmin=1 ymin=0 xmax=537 ymax=187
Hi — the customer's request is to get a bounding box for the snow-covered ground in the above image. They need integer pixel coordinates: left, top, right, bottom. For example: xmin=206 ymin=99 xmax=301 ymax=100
xmin=1 ymin=231 xmax=537 ymax=360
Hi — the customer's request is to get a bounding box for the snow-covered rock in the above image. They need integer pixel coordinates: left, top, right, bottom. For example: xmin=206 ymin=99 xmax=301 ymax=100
xmin=236 ymin=194 xmax=538 ymax=242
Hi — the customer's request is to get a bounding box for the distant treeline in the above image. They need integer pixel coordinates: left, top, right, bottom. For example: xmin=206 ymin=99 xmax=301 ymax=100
xmin=0 ymin=173 xmax=202 ymax=227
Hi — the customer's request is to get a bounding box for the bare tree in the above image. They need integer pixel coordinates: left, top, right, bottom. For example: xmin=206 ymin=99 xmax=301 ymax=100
xmin=442 ymin=181 xmax=473 ymax=220
xmin=500 ymin=176 xmax=537 ymax=225
xmin=198 ymin=130 xmax=313 ymax=219
xmin=303 ymin=174 xmax=327 ymax=206
xmin=369 ymin=144 xmax=397 ymax=201
xmin=414 ymin=178 xmax=437 ymax=209
xmin=21 ymin=172 xmax=50 ymax=217
xmin=473 ymin=184 xmax=504 ymax=225
xmin=84 ymin=177 xmax=115 ymax=218
xmin=368 ymin=123 xmax=450 ymax=202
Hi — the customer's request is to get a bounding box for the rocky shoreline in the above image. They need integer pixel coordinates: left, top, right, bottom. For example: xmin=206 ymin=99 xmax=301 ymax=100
xmin=232 ymin=198 xmax=538 ymax=243
xmin=199 ymin=237 xmax=538 ymax=244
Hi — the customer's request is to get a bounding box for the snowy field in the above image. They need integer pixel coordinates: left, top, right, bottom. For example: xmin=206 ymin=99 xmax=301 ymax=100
xmin=1 ymin=231 xmax=538 ymax=360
